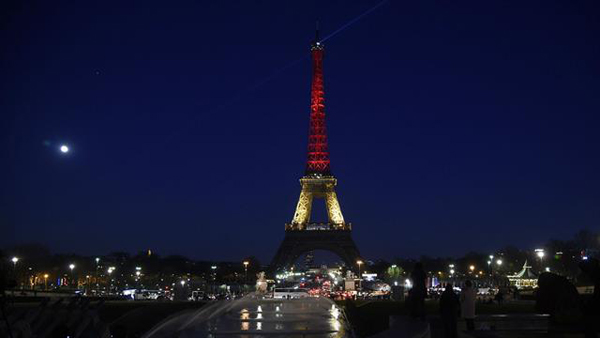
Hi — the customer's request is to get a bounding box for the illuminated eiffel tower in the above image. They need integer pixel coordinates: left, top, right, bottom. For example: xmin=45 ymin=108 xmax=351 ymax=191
xmin=270 ymin=31 xmax=361 ymax=271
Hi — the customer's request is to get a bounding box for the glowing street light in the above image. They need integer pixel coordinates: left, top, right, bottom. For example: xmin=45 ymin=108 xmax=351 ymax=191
xmin=448 ymin=264 xmax=455 ymax=276
xmin=496 ymin=259 xmax=503 ymax=266
xmin=469 ymin=265 xmax=475 ymax=272
xmin=68 ymin=264 xmax=76 ymax=287
xmin=11 ymin=256 xmax=19 ymax=269
xmin=535 ymin=249 xmax=545 ymax=259
xmin=180 ymin=280 xmax=186 ymax=287
xmin=243 ymin=261 xmax=249 ymax=280
xmin=43 ymin=274 xmax=49 ymax=290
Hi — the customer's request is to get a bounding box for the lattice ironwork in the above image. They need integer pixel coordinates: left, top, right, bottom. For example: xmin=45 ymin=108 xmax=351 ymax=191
xmin=271 ymin=33 xmax=361 ymax=272
xmin=305 ymin=41 xmax=331 ymax=175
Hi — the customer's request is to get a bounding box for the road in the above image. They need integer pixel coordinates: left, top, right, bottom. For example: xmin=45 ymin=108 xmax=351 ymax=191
xmin=143 ymin=295 xmax=352 ymax=337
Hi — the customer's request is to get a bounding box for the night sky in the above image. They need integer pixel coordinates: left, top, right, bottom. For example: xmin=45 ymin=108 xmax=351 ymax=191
xmin=2 ymin=1 xmax=600 ymax=262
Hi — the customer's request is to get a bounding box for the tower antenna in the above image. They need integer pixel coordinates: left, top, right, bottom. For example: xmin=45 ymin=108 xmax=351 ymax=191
xmin=315 ymin=21 xmax=320 ymax=43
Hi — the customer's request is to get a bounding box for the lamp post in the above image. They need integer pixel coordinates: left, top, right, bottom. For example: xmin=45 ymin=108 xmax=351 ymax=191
xmin=356 ymin=260 xmax=363 ymax=291
xmin=11 ymin=257 xmax=19 ymax=287
xmin=488 ymin=255 xmax=495 ymax=287
xmin=211 ymin=265 xmax=217 ymax=294
xmin=495 ymin=259 xmax=503 ymax=286
xmin=69 ymin=264 xmax=76 ymax=288
xmin=535 ymin=249 xmax=545 ymax=273
xmin=243 ymin=261 xmax=249 ymax=281
xmin=135 ymin=266 xmax=142 ymax=289
xmin=86 ymin=275 xmax=91 ymax=294
xmin=43 ymin=274 xmax=49 ymax=290
xmin=107 ymin=267 xmax=115 ymax=294
xmin=495 ymin=258 xmax=503 ymax=284
xmin=95 ymin=257 xmax=100 ymax=293
xmin=11 ymin=257 xmax=18 ymax=269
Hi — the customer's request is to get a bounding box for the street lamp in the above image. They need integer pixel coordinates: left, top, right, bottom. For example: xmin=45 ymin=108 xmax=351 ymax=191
xmin=94 ymin=257 xmax=100 ymax=292
xmin=536 ymin=249 xmax=545 ymax=259
xmin=448 ymin=264 xmax=455 ymax=278
xmin=11 ymin=257 xmax=19 ymax=286
xmin=469 ymin=265 xmax=475 ymax=273
xmin=243 ymin=261 xmax=249 ymax=280
xmin=496 ymin=259 xmax=502 ymax=266
xmin=356 ymin=260 xmax=363 ymax=291
xmin=535 ymin=249 xmax=545 ymax=272
xmin=69 ymin=264 xmax=76 ymax=287
xmin=107 ymin=267 xmax=115 ymax=293
xmin=11 ymin=256 xmax=19 ymax=268
xmin=43 ymin=274 xmax=49 ymax=290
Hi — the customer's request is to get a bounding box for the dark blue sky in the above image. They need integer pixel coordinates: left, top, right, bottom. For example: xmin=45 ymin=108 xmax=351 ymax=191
xmin=2 ymin=0 xmax=599 ymax=262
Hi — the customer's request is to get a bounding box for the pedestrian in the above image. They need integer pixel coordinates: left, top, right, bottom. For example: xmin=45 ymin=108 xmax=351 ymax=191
xmin=494 ymin=289 xmax=504 ymax=305
xmin=440 ymin=283 xmax=459 ymax=338
xmin=460 ymin=280 xmax=476 ymax=331
xmin=409 ymin=262 xmax=427 ymax=319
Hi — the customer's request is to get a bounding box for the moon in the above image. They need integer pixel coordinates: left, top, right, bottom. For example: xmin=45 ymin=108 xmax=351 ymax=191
xmin=60 ymin=145 xmax=69 ymax=153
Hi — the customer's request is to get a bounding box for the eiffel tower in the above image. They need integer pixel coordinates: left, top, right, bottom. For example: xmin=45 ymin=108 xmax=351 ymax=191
xmin=270 ymin=30 xmax=361 ymax=271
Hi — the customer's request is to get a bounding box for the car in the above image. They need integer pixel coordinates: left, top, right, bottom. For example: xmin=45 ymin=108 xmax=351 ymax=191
xmin=273 ymin=287 xmax=310 ymax=299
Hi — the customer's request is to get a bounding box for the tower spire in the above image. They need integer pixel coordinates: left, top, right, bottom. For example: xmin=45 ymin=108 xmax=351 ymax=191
xmin=306 ymin=28 xmax=329 ymax=175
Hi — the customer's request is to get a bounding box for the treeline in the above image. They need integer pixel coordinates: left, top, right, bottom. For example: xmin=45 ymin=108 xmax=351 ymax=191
xmin=0 ymin=244 xmax=262 ymax=286
xmin=367 ymin=229 xmax=598 ymax=283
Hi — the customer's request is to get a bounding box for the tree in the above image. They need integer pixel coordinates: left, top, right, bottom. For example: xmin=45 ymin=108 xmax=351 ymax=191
xmin=385 ymin=265 xmax=404 ymax=285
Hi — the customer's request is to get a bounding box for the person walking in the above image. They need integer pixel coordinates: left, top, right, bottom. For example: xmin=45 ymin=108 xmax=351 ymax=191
xmin=460 ymin=280 xmax=477 ymax=331
xmin=409 ymin=262 xmax=427 ymax=319
xmin=440 ymin=283 xmax=459 ymax=338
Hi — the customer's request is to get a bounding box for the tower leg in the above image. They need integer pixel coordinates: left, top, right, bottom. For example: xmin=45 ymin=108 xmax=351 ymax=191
xmin=325 ymin=191 xmax=345 ymax=228
xmin=291 ymin=189 xmax=313 ymax=229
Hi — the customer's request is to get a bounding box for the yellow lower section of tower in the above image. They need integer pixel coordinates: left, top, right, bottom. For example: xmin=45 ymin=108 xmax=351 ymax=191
xmin=289 ymin=176 xmax=347 ymax=230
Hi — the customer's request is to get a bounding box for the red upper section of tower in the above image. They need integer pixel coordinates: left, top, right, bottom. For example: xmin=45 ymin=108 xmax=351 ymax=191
xmin=305 ymin=40 xmax=331 ymax=176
